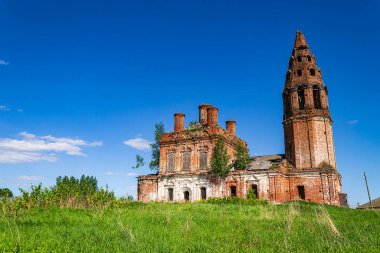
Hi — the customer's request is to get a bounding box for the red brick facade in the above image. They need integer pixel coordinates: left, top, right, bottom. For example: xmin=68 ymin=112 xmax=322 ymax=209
xmin=137 ymin=32 xmax=346 ymax=206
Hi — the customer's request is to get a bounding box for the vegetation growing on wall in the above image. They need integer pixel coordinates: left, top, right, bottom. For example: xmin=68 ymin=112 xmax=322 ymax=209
xmin=210 ymin=137 xmax=231 ymax=177
xmin=233 ymin=141 xmax=251 ymax=170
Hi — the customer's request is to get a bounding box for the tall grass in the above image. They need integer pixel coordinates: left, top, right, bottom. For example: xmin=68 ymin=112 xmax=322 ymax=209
xmin=0 ymin=202 xmax=379 ymax=252
xmin=0 ymin=176 xmax=379 ymax=252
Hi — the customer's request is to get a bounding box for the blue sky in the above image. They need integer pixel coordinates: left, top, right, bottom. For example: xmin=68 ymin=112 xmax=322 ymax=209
xmin=0 ymin=0 xmax=379 ymax=206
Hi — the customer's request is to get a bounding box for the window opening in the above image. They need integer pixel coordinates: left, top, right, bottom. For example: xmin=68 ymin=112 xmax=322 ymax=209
xmin=200 ymin=152 xmax=207 ymax=170
xmin=168 ymin=153 xmax=175 ymax=172
xmin=183 ymin=152 xmax=190 ymax=171
xmin=297 ymin=186 xmax=305 ymax=200
xmin=297 ymin=87 xmax=305 ymax=110
xmin=313 ymin=85 xmax=322 ymax=109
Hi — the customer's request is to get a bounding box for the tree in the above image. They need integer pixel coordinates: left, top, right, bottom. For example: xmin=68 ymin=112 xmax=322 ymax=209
xmin=210 ymin=137 xmax=231 ymax=177
xmin=188 ymin=120 xmax=198 ymax=127
xmin=149 ymin=122 xmax=165 ymax=171
xmin=132 ymin=154 xmax=145 ymax=169
xmin=0 ymin=188 xmax=13 ymax=198
xmin=233 ymin=141 xmax=251 ymax=170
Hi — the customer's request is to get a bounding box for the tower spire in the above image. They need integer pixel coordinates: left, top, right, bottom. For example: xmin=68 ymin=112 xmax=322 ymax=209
xmin=293 ymin=31 xmax=309 ymax=49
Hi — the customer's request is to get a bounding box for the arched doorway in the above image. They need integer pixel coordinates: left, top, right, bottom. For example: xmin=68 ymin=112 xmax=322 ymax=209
xmin=184 ymin=191 xmax=190 ymax=201
xmin=230 ymin=186 xmax=237 ymax=197
xmin=251 ymin=184 xmax=258 ymax=199
xmin=200 ymin=187 xmax=206 ymax=200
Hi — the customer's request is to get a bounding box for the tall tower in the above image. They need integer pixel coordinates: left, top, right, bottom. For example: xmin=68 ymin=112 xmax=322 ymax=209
xmin=283 ymin=32 xmax=336 ymax=170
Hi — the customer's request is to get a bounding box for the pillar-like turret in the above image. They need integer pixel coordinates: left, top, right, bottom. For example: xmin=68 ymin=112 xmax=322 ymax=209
xmin=283 ymin=32 xmax=336 ymax=170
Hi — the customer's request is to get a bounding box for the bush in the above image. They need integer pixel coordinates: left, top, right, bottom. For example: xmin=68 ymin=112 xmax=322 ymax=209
xmin=0 ymin=175 xmax=134 ymax=217
xmin=246 ymin=189 xmax=257 ymax=199
xmin=0 ymin=188 xmax=13 ymax=199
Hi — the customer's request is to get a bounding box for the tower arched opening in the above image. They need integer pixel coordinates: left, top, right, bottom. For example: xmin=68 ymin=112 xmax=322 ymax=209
xmin=297 ymin=86 xmax=305 ymax=110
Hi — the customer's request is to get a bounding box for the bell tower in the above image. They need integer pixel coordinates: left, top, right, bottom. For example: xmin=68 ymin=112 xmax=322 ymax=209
xmin=283 ymin=32 xmax=336 ymax=170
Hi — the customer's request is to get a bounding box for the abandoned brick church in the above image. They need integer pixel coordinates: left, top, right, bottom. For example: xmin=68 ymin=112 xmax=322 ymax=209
xmin=137 ymin=32 xmax=347 ymax=206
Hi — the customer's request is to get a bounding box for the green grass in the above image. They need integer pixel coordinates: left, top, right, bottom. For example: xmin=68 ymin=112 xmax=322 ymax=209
xmin=1 ymin=202 xmax=379 ymax=252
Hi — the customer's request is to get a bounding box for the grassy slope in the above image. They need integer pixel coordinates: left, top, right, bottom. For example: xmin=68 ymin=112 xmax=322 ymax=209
xmin=0 ymin=202 xmax=379 ymax=252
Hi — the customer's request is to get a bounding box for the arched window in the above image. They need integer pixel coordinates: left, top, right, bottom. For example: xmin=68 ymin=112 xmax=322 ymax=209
xmin=168 ymin=153 xmax=175 ymax=172
xmin=313 ymin=85 xmax=322 ymax=109
xmin=200 ymin=152 xmax=207 ymax=170
xmin=297 ymin=86 xmax=305 ymax=110
xmin=183 ymin=152 xmax=190 ymax=171
xmin=297 ymin=69 xmax=302 ymax=77
xmin=297 ymin=56 xmax=302 ymax=62
xmin=307 ymin=55 xmax=312 ymax=61
xmin=310 ymin=68 xmax=316 ymax=76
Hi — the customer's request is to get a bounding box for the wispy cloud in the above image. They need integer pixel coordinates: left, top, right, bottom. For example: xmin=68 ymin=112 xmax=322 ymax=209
xmin=106 ymin=171 xmax=139 ymax=177
xmin=0 ymin=132 xmax=102 ymax=163
xmin=0 ymin=104 xmax=24 ymax=113
xmin=347 ymin=120 xmax=359 ymax=125
xmin=17 ymin=175 xmax=44 ymax=181
xmin=0 ymin=60 xmax=9 ymax=66
xmin=106 ymin=171 xmax=123 ymax=176
xmin=123 ymin=137 xmax=151 ymax=151
xmin=0 ymin=105 xmax=10 ymax=111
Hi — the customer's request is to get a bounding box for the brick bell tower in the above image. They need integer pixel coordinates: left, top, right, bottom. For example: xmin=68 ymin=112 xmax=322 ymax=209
xmin=283 ymin=32 xmax=336 ymax=170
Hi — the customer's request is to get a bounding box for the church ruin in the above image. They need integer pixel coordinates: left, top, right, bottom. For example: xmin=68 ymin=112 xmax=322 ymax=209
xmin=137 ymin=32 xmax=347 ymax=206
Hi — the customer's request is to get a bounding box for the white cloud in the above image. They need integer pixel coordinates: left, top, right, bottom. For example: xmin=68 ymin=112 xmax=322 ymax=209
xmin=106 ymin=171 xmax=123 ymax=176
xmin=127 ymin=172 xmax=138 ymax=177
xmin=18 ymin=175 xmax=44 ymax=181
xmin=0 ymin=60 xmax=9 ymax=66
xmin=0 ymin=104 xmax=24 ymax=112
xmin=0 ymin=105 xmax=10 ymax=111
xmin=0 ymin=132 xmax=102 ymax=164
xmin=347 ymin=120 xmax=359 ymax=125
xmin=123 ymin=137 xmax=151 ymax=151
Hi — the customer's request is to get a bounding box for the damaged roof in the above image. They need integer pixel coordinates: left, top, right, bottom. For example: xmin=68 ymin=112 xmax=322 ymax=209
xmin=247 ymin=154 xmax=285 ymax=170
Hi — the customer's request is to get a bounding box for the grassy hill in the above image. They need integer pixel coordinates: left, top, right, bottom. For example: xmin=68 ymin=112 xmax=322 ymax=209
xmin=0 ymin=201 xmax=379 ymax=252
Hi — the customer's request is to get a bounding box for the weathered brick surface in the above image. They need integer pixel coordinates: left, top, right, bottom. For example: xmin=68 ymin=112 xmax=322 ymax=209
xmin=137 ymin=32 xmax=344 ymax=206
xmin=283 ymin=31 xmax=336 ymax=170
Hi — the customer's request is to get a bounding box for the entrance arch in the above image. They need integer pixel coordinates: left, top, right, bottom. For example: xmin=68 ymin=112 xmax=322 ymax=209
xmin=181 ymin=187 xmax=192 ymax=201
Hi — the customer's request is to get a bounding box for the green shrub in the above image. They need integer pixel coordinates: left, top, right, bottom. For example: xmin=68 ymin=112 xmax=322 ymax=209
xmin=0 ymin=175 xmax=126 ymax=216
xmin=246 ymin=189 xmax=257 ymax=199
xmin=0 ymin=188 xmax=13 ymax=199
